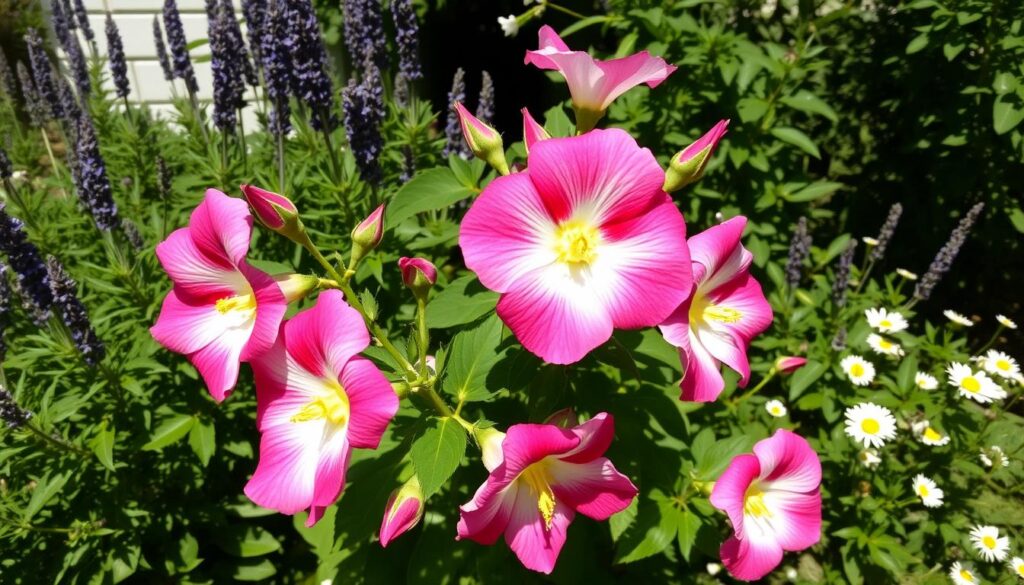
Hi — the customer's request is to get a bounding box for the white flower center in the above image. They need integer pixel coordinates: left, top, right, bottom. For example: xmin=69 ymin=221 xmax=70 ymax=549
xmin=291 ymin=379 xmax=350 ymax=425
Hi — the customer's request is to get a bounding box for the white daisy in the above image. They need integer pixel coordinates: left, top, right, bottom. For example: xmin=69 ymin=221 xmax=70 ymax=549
xmin=944 ymin=310 xmax=974 ymax=326
xmin=865 ymin=308 xmax=909 ymax=333
xmin=858 ymin=449 xmax=882 ymax=468
xmin=980 ymin=446 xmax=1009 ymax=468
xmin=997 ymin=315 xmax=1018 ymax=330
xmin=950 ymin=561 xmax=980 ymax=585
xmin=841 ymin=355 xmax=876 ymax=386
xmin=784 ymin=566 xmax=798 ymax=581
xmin=916 ymin=372 xmax=939 ymax=390
xmin=982 ymin=350 xmax=1020 ymax=380
xmin=862 ymin=236 xmax=879 ymax=246
xmin=947 ymin=363 xmax=1007 ymax=403
xmin=1009 ymin=557 xmax=1024 ymax=580
xmin=844 ymin=403 xmax=897 ymax=448
xmin=867 ymin=333 xmax=905 ymax=357
xmin=497 ymin=15 xmax=519 ymax=37
xmin=912 ymin=474 xmax=944 ymax=508
xmin=896 ymin=268 xmax=918 ymax=280
xmin=970 ymin=525 xmax=1010 ymax=562
xmin=919 ymin=426 xmax=951 ymax=446
xmin=765 ymin=399 xmax=787 ymax=418
xmin=706 ymin=562 xmax=721 ymax=576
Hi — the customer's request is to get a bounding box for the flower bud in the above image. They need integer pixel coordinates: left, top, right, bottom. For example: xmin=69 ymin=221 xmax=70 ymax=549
xmin=454 ymin=101 xmax=509 ymax=175
xmin=379 ymin=476 xmax=424 ymax=547
xmin=475 ymin=426 xmax=506 ymax=472
xmin=350 ymin=204 xmax=385 ymax=266
xmin=241 ymin=184 xmax=306 ymax=243
xmin=521 ymin=107 xmax=550 ymax=155
xmin=398 ymin=257 xmax=436 ymax=301
xmin=663 ymin=119 xmax=729 ymax=192
xmin=273 ymin=273 xmax=320 ymax=303
xmin=774 ymin=356 xmax=807 ymax=375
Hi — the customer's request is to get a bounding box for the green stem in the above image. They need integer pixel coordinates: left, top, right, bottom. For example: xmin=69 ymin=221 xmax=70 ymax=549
xmin=317 ymin=109 xmax=343 ymax=186
xmin=732 ymin=368 xmax=778 ymax=407
xmin=39 ymin=129 xmax=66 ymax=196
xmin=545 ymin=1 xmax=589 ymax=19
xmin=416 ymin=298 xmax=429 ymax=380
xmin=22 ymin=421 xmax=89 ymax=457
xmin=976 ymin=325 xmax=1005 ymax=355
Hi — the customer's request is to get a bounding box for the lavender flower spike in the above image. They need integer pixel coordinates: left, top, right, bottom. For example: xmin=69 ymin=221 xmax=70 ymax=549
xmin=344 ymin=0 xmax=387 ymax=70
xmin=58 ymin=78 xmax=82 ymax=125
xmin=242 ymin=0 xmax=267 ymax=71
xmin=0 ymin=146 xmax=11 ymax=180
xmin=220 ymin=0 xmax=257 ymax=87
xmin=73 ymin=0 xmax=95 ymax=41
xmin=105 ymin=14 xmax=131 ymax=99
xmin=831 ymin=240 xmax=857 ymax=307
xmin=390 ymin=0 xmax=421 ymax=81
xmin=163 ymin=0 xmax=199 ymax=93
xmin=442 ymin=68 xmax=468 ymax=158
xmin=0 ymin=385 xmax=32 ymax=428
xmin=24 ymin=29 xmax=63 ymax=121
xmin=260 ymin=0 xmax=292 ymax=136
xmin=476 ymin=70 xmax=494 ymax=124
xmin=0 ymin=51 xmax=15 ymax=97
xmin=287 ymin=0 xmax=336 ymax=130
xmin=0 ymin=263 xmax=10 ymax=364
xmin=914 ymin=202 xmax=985 ymax=301
xmin=47 ymin=257 xmax=105 ymax=365
xmin=784 ymin=216 xmax=812 ymax=288
xmin=16 ymin=62 xmax=47 ymax=128
xmin=64 ymin=33 xmax=91 ymax=97
xmin=208 ymin=4 xmax=238 ymax=132
xmin=869 ymin=203 xmax=902 ymax=262
xmin=0 ymin=204 xmax=53 ymax=320
xmin=74 ymin=117 xmax=121 ymax=231
xmin=342 ymin=63 xmax=385 ymax=185
xmin=153 ymin=17 xmax=174 ymax=82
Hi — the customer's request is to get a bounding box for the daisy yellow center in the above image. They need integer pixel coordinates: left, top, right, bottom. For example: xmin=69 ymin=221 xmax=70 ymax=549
xmin=850 ymin=364 xmax=865 ymax=377
xmin=861 ymin=418 xmax=880 ymax=435
xmin=1016 ymin=563 xmax=1024 ymax=577
xmin=880 ymin=319 xmax=892 ymax=328
xmin=519 ymin=461 xmax=556 ymax=530
xmin=982 ymin=536 xmax=996 ymax=550
xmin=996 ymin=359 xmax=1011 ymax=371
xmin=961 ymin=569 xmax=975 ymax=582
xmin=917 ymin=484 xmax=929 ymax=497
xmin=923 ymin=428 xmax=942 ymax=442
xmin=743 ymin=484 xmax=771 ymax=518
xmin=553 ymin=221 xmax=600 ymax=265
xmin=961 ymin=377 xmax=981 ymax=393
xmin=291 ymin=379 xmax=350 ymax=425
xmin=771 ymin=407 xmax=782 ymax=415
xmin=878 ymin=339 xmax=894 ymax=350
xmin=216 ymin=292 xmax=257 ymax=316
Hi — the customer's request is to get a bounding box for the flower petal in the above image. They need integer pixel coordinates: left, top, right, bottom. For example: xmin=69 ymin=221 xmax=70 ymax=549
xmin=709 ymin=453 xmax=760 ymax=539
xmin=719 ymin=533 xmax=784 ymax=582
xmin=188 ymin=329 xmax=248 ymax=401
xmin=244 ymin=415 xmax=323 ymax=515
xmin=307 ymin=433 xmax=351 ymax=526
xmin=688 ymin=216 xmax=751 ymax=292
xmin=754 ymin=429 xmax=822 ymax=494
xmin=679 ymin=329 xmax=726 ymax=402
xmin=501 ymin=423 xmax=580 ymax=475
xmin=283 ymin=290 xmax=370 ymax=378
xmin=239 ymin=261 xmax=287 ymax=361
xmin=150 ymin=289 xmax=228 ymax=355
xmin=560 ymin=412 xmax=614 ymax=463
xmin=340 ymin=356 xmax=399 ymax=450
xmin=704 ymin=272 xmax=773 ymax=345
xmin=548 ymin=458 xmax=637 ymax=520
xmin=188 ymin=189 xmax=252 ymax=267
xmin=155 ymin=227 xmax=242 ymax=300
xmin=457 ymin=478 xmax=519 ymax=545
xmin=763 ymin=488 xmax=822 ymax=551
xmin=695 ymin=325 xmax=751 ymax=387
xmin=504 ymin=491 xmax=574 ymax=574
xmin=592 ymin=51 xmax=677 ymax=110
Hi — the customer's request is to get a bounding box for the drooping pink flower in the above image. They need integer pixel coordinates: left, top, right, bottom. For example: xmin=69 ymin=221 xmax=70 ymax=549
xmin=244 ymin=290 xmax=398 ymax=526
xmin=457 ymin=413 xmax=637 ymax=574
xmin=521 ymin=107 xmax=550 ymax=154
xmin=524 ymin=25 xmax=677 ymax=130
xmin=775 ymin=356 xmax=807 ymax=374
xmin=659 ymin=216 xmax=772 ymax=402
xmin=460 ymin=128 xmax=691 ymax=365
xmin=150 ymin=189 xmax=287 ymax=402
xmin=709 ymin=429 xmax=822 ymax=582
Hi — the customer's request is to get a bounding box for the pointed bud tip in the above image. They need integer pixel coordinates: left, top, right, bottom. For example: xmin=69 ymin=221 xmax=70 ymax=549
xmin=352 ymin=204 xmax=386 ymax=251
xmin=240 ymin=184 xmax=298 ymax=230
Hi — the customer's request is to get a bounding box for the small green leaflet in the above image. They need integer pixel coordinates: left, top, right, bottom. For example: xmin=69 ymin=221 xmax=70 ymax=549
xmin=410 ymin=417 xmax=467 ymax=498
xmin=442 ymin=314 xmax=505 ymax=403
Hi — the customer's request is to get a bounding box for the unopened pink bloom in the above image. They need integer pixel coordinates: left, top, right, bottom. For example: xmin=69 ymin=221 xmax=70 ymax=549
xmin=455 ymin=101 xmax=499 ymax=147
xmin=244 ymin=290 xmax=398 ymax=526
xmin=775 ymin=356 xmax=807 ymax=374
xmin=664 ymin=120 xmax=730 ymax=192
xmin=524 ymin=25 xmax=676 ymax=125
xmin=241 ymin=184 xmax=297 ymax=230
xmin=521 ymin=107 xmax=550 ymax=154
xmin=710 ymin=429 xmax=822 ymax=582
xmin=460 ymin=128 xmax=691 ymax=365
xmin=352 ymin=204 xmax=385 ymax=251
xmin=150 ymin=189 xmax=287 ymax=401
xmin=398 ymin=257 xmax=437 ymax=288
xmin=379 ymin=476 xmax=424 ymax=547
xmin=457 ymin=413 xmax=637 ymax=574
xmin=659 ymin=216 xmax=772 ymax=402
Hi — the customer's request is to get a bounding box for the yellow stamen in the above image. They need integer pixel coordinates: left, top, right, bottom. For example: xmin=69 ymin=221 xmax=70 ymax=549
xmin=290 ymin=380 xmax=350 ymax=425
xmin=880 ymin=319 xmax=892 ymax=328
xmin=520 ymin=462 xmax=556 ymax=530
xmin=961 ymin=377 xmax=981 ymax=393
xmin=917 ymin=485 xmax=929 ymax=496
xmin=982 ymin=536 xmax=996 ymax=549
xmin=553 ymin=221 xmax=600 ymax=265
xmin=923 ymin=428 xmax=942 ymax=442
xmin=878 ymin=339 xmax=893 ymax=350
xmin=743 ymin=484 xmax=771 ymax=518
xmin=1016 ymin=563 xmax=1024 ymax=577
xmin=851 ymin=364 xmax=865 ymax=377
xmin=215 ymin=293 xmax=257 ymax=315
xmin=996 ymin=359 xmax=1011 ymax=371
xmin=961 ymin=569 xmax=975 ymax=582
xmin=703 ymin=305 xmax=743 ymax=323
xmin=861 ymin=419 xmax=880 ymax=434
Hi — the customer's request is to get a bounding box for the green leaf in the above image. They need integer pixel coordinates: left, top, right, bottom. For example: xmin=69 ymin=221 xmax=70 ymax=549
xmin=142 ymin=414 xmax=196 ymax=451
xmin=442 ymin=314 xmax=504 ymax=403
xmin=90 ymin=422 xmax=115 ymax=471
xmin=188 ymin=418 xmax=216 ymax=466
xmin=23 ymin=472 xmax=68 ymax=522
xmin=779 ymin=90 xmax=839 ymax=122
xmin=784 ymin=181 xmax=843 ymax=202
xmin=676 ymin=508 xmax=702 ymax=561
xmin=426 ymin=276 xmax=499 ymax=329
xmin=993 ymin=98 xmax=1024 ymax=134
xmin=386 ymin=168 xmax=477 ymax=228
xmin=789 ymin=360 xmax=827 ymax=400
xmin=616 ymin=500 xmax=679 ymax=563
xmin=771 ymin=127 xmax=821 ymax=158
xmin=1009 ymin=205 xmax=1024 ymax=233
xmin=543 ymin=105 xmax=574 ymax=137
xmin=905 ymin=33 xmax=929 ymax=54
xmin=410 ymin=417 xmax=467 ymax=498
xmin=736 ymin=97 xmax=769 ymax=123
xmin=230 ymin=558 xmax=277 ymax=581
xmin=217 ymin=526 xmax=282 ymax=558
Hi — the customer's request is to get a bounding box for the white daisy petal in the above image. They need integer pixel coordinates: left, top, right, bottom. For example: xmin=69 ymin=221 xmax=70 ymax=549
xmin=765 ymin=399 xmax=787 ymax=418
xmin=915 ymin=372 xmax=939 ymax=390
xmin=996 ymin=314 xmax=1018 ymax=330
xmin=912 ymin=474 xmax=944 ymax=508
xmin=944 ymin=310 xmax=974 ymax=326
xmin=1008 ymin=556 xmax=1024 ymax=580
xmin=841 ymin=355 xmax=876 ymax=386
xmin=896 ymin=268 xmax=918 ymax=280
xmin=865 ymin=307 xmax=909 ymax=333
xmin=950 ymin=561 xmax=980 ymax=585
xmin=982 ymin=350 xmax=1020 ymax=380
xmin=947 ymin=362 xmax=1007 ymax=403
xmin=843 ymin=403 xmax=897 ymax=448
xmin=970 ymin=525 xmax=1010 ymax=562
xmin=867 ymin=333 xmax=905 ymax=357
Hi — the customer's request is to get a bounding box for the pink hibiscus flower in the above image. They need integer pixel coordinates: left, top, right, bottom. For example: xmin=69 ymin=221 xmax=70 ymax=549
xmin=710 ymin=429 xmax=822 ymax=581
xmin=659 ymin=216 xmax=773 ymax=402
xmin=524 ymin=25 xmax=677 ymax=130
xmin=457 ymin=413 xmax=637 ymax=574
xmin=150 ymin=189 xmax=287 ymax=401
xmin=244 ymin=290 xmax=398 ymax=526
xmin=460 ymin=128 xmax=691 ymax=365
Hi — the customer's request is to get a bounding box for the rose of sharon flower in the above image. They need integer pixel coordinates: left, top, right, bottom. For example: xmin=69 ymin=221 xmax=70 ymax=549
xmin=245 ymin=290 xmax=398 ymax=526
xmin=151 ymin=189 xmax=287 ymax=401
xmin=710 ymin=429 xmax=822 ymax=581
xmin=460 ymin=128 xmax=691 ymax=365
xmin=659 ymin=217 xmax=773 ymax=402
xmin=457 ymin=413 xmax=637 ymax=574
